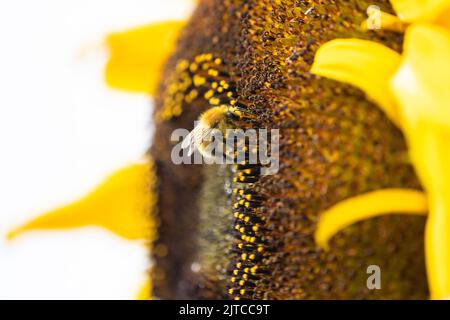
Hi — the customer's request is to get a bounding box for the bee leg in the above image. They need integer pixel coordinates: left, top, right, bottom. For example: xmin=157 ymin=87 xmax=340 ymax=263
xmin=226 ymin=106 xmax=254 ymax=120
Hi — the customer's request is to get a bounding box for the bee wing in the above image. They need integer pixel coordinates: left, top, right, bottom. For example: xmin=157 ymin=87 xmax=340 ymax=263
xmin=181 ymin=130 xmax=196 ymax=156
xmin=181 ymin=124 xmax=214 ymax=156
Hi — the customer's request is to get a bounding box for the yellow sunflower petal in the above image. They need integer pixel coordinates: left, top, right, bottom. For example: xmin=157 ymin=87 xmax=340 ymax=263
xmin=7 ymin=162 xmax=155 ymax=241
xmin=136 ymin=277 xmax=151 ymax=300
xmin=105 ymin=21 xmax=185 ymax=94
xmin=426 ymin=195 xmax=450 ymax=300
xmin=406 ymin=122 xmax=450 ymax=299
xmin=315 ymin=189 xmax=428 ymax=250
xmin=434 ymin=8 xmax=450 ymax=29
xmin=391 ymin=0 xmax=450 ymax=23
xmin=423 ymin=134 xmax=450 ymax=300
xmin=389 ymin=25 xmax=450 ymax=300
xmin=311 ymin=39 xmax=402 ymax=128
xmin=391 ymin=24 xmax=450 ymax=129
xmin=426 ymin=197 xmax=450 ymax=300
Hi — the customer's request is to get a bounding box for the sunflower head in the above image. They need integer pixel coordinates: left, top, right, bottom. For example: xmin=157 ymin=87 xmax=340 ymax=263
xmin=150 ymin=0 xmax=428 ymax=300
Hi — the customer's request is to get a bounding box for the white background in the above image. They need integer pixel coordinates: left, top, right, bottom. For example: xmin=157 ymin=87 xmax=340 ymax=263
xmin=0 ymin=0 xmax=193 ymax=299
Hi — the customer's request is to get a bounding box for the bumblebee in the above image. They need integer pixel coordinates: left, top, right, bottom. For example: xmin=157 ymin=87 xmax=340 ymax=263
xmin=181 ymin=105 xmax=245 ymax=157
